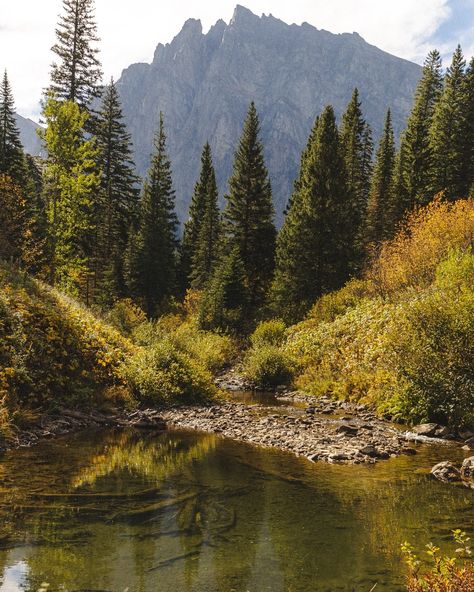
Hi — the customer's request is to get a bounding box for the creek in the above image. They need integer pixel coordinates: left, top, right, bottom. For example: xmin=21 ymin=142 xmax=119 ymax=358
xmin=0 ymin=395 xmax=472 ymax=592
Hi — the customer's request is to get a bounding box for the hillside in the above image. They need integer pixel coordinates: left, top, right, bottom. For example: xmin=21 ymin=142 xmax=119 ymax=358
xmin=0 ymin=267 xmax=232 ymax=439
xmin=273 ymin=200 xmax=474 ymax=430
xmin=114 ymin=5 xmax=421 ymax=223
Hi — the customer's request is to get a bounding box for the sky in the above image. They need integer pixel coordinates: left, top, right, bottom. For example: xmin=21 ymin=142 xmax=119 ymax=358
xmin=1 ymin=0 xmax=473 ymax=121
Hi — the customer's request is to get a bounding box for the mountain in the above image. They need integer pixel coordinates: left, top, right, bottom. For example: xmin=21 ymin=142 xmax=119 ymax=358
xmin=116 ymin=6 xmax=421 ymax=224
xmin=15 ymin=114 xmax=44 ymax=157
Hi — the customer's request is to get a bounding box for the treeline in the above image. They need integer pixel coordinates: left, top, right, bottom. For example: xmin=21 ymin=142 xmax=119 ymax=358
xmin=2 ymin=0 xmax=474 ymax=331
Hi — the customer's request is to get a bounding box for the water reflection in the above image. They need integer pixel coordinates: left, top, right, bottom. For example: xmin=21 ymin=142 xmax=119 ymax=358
xmin=0 ymin=428 xmax=472 ymax=592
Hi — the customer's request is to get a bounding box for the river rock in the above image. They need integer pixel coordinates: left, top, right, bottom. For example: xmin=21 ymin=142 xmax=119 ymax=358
xmin=458 ymin=428 xmax=474 ymax=440
xmin=461 ymin=456 xmax=474 ymax=479
xmin=412 ymin=423 xmax=439 ymax=437
xmin=430 ymin=461 xmax=462 ymax=483
xmin=359 ymin=445 xmax=377 ymax=457
xmin=464 ymin=436 xmax=474 ymax=449
xmin=434 ymin=426 xmax=451 ymax=438
xmin=336 ymin=424 xmax=359 ymax=436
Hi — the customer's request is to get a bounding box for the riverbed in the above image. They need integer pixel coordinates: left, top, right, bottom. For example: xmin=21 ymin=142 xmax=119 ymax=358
xmin=0 ymin=422 xmax=472 ymax=592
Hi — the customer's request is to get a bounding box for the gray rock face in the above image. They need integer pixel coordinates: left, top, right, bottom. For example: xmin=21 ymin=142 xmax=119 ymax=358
xmin=115 ymin=5 xmax=421 ymax=224
xmin=16 ymin=114 xmax=44 ymax=157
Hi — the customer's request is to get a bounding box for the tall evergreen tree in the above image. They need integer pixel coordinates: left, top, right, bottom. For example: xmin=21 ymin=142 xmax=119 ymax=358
xmin=400 ymin=50 xmax=443 ymax=208
xmin=271 ymin=106 xmax=352 ymax=323
xmin=462 ymin=56 xmax=474 ymax=193
xmin=180 ymin=143 xmax=219 ymax=291
xmin=22 ymin=156 xmax=48 ymax=274
xmin=198 ymin=247 xmax=247 ymax=333
xmin=95 ymin=79 xmax=140 ymax=301
xmin=429 ymin=46 xmax=467 ymax=200
xmin=49 ymin=0 xmax=102 ymax=110
xmin=340 ymin=88 xmax=373 ymax=269
xmin=0 ymin=174 xmax=26 ymax=263
xmin=365 ymin=109 xmax=396 ymax=245
xmin=40 ymin=96 xmax=100 ymax=300
xmin=222 ymin=102 xmax=276 ymax=317
xmin=0 ymin=71 xmax=27 ymax=185
xmin=126 ymin=114 xmax=178 ymax=316
xmin=190 ymin=150 xmax=220 ymax=290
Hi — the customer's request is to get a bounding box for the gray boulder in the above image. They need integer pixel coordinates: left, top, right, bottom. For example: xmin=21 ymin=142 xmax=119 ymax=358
xmin=430 ymin=461 xmax=461 ymax=483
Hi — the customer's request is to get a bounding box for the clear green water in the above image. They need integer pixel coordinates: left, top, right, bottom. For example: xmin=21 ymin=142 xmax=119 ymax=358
xmin=0 ymin=428 xmax=472 ymax=592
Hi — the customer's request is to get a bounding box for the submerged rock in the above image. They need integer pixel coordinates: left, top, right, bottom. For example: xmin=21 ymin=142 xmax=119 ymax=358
xmin=461 ymin=456 xmax=474 ymax=480
xmin=430 ymin=461 xmax=461 ymax=483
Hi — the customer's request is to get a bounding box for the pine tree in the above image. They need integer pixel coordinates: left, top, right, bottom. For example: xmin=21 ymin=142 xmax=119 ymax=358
xmin=180 ymin=143 xmax=219 ymax=291
xmin=198 ymin=246 xmax=247 ymax=332
xmin=190 ymin=150 xmax=220 ymax=290
xmin=22 ymin=156 xmax=48 ymax=274
xmin=222 ymin=102 xmax=276 ymax=318
xmin=0 ymin=174 xmax=26 ymax=263
xmin=0 ymin=71 xmax=27 ymax=185
xmin=95 ymin=79 xmax=140 ymax=301
xmin=365 ymin=110 xmax=396 ymax=245
xmin=462 ymin=57 xmax=474 ymax=193
xmin=429 ymin=46 xmax=467 ymax=200
xmin=340 ymin=89 xmax=373 ymax=269
xmin=126 ymin=114 xmax=178 ymax=316
xmin=49 ymin=0 xmax=102 ymax=110
xmin=40 ymin=96 xmax=100 ymax=300
xmin=271 ymin=106 xmax=352 ymax=323
xmin=400 ymin=50 xmax=443 ymax=208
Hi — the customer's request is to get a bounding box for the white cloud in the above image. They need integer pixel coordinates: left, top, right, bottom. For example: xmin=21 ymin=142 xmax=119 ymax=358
xmin=0 ymin=0 xmax=466 ymax=119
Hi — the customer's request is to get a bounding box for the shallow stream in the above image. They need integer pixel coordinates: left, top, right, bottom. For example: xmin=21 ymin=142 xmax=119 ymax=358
xmin=0 ymin=404 xmax=472 ymax=592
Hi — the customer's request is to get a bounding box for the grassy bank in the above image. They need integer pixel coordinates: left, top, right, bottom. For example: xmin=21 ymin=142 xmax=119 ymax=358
xmin=0 ymin=268 xmax=234 ymax=441
xmin=245 ymin=200 xmax=474 ymax=429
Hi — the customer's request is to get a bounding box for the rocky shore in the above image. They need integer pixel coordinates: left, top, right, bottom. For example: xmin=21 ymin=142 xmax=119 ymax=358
xmin=161 ymin=397 xmax=425 ymax=465
xmin=0 ymin=408 xmax=166 ymax=453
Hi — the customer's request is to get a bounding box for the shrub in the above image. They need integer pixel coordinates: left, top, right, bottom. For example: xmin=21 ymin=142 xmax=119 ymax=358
xmin=393 ymin=252 xmax=474 ymax=428
xmin=370 ymin=198 xmax=474 ymax=294
xmin=308 ymin=278 xmax=373 ymax=324
xmin=105 ymin=299 xmax=147 ymax=337
xmin=123 ymin=341 xmax=216 ymax=405
xmin=243 ymin=344 xmax=296 ymax=388
xmin=402 ymin=530 xmax=474 ymax=592
xmin=250 ymin=319 xmax=287 ymax=348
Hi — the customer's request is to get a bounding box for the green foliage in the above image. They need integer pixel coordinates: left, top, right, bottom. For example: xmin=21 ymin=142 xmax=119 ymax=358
xmin=340 ymin=88 xmax=373 ymax=270
xmin=308 ymin=278 xmax=373 ymax=324
xmin=0 ymin=71 xmax=27 ymax=185
xmin=95 ymin=79 xmax=140 ymax=303
xmin=125 ymin=113 xmax=178 ymax=316
xmin=250 ymin=319 xmax=287 ymax=348
xmin=271 ymin=106 xmax=353 ymax=323
xmin=0 ymin=263 xmax=222 ymax=434
xmin=244 ymin=319 xmax=295 ymax=388
xmin=285 ymin=200 xmax=474 ymax=428
xmin=429 ymin=46 xmax=468 ymax=199
xmin=123 ymin=341 xmax=216 ymax=405
xmin=40 ymin=96 xmax=100 ymax=300
xmin=402 ymin=530 xmax=474 ymax=592
xmin=399 ymin=50 xmax=444 ymax=209
xmin=243 ymin=345 xmax=296 ymax=388
xmin=365 ymin=109 xmax=396 ymax=244
xmin=221 ymin=102 xmax=276 ymax=319
xmin=181 ymin=143 xmax=221 ymax=292
xmin=394 ymin=251 xmax=474 ymax=427
xmin=199 ymin=247 xmax=247 ymax=333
